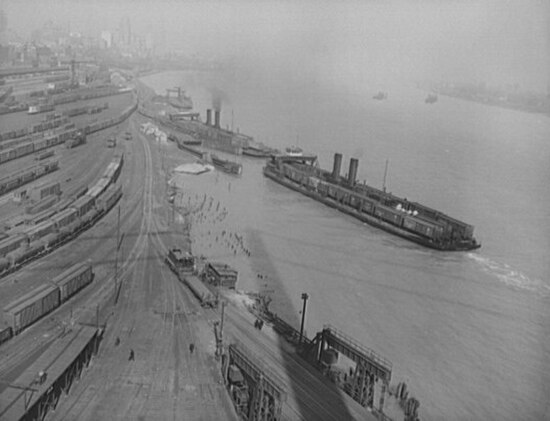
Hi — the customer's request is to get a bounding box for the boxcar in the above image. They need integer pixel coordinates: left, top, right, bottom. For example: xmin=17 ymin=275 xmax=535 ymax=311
xmin=70 ymin=195 xmax=95 ymax=218
xmin=23 ymin=219 xmax=56 ymax=242
xmin=51 ymin=261 xmax=93 ymax=303
xmin=50 ymin=207 xmax=78 ymax=229
xmin=0 ymin=235 xmax=27 ymax=258
xmin=3 ymin=284 xmax=60 ymax=334
xmin=0 ymin=326 xmax=12 ymax=346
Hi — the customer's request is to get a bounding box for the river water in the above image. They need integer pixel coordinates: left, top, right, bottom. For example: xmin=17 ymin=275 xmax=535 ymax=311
xmin=141 ymin=69 xmax=550 ymax=420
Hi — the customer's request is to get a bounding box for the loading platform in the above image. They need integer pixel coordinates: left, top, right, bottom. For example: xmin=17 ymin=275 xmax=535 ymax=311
xmin=0 ymin=326 xmax=102 ymax=421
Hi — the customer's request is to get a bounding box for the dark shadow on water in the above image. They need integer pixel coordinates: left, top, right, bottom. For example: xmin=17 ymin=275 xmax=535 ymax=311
xmin=247 ymin=229 xmax=356 ymax=420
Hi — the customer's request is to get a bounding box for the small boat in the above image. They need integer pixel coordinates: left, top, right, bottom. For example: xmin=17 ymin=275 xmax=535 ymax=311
xmin=211 ymin=154 xmax=242 ymax=175
xmin=373 ymin=91 xmax=387 ymax=100
xmin=425 ymin=93 xmax=438 ymax=104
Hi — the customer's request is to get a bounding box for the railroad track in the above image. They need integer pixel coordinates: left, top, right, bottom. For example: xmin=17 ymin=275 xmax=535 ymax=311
xmin=50 ymin=112 xmax=236 ymax=420
xmin=49 ymin=113 xmax=159 ymax=420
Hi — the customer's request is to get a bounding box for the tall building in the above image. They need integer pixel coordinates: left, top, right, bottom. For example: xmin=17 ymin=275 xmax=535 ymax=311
xmin=101 ymin=30 xmax=112 ymax=48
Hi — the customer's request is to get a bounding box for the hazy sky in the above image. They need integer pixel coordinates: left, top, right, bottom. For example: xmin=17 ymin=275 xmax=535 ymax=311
xmin=3 ymin=0 xmax=549 ymax=90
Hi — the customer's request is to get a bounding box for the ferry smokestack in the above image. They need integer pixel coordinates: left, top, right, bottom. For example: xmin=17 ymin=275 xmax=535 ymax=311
xmin=332 ymin=153 xmax=342 ymax=179
xmin=206 ymin=109 xmax=212 ymax=126
xmin=214 ymin=110 xmax=220 ymax=128
xmin=348 ymin=158 xmax=359 ymax=186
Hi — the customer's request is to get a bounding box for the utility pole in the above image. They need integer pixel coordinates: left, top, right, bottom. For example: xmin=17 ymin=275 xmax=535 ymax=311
xmin=114 ymin=205 xmax=121 ymax=304
xmin=299 ymin=293 xmax=309 ymax=343
xmin=220 ymin=300 xmax=225 ymax=340
xmin=383 ymin=159 xmax=389 ymax=193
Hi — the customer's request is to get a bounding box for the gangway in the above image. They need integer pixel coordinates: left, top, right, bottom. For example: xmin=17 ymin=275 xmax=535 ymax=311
xmin=224 ymin=341 xmax=286 ymax=421
xmin=305 ymin=324 xmax=392 ymax=412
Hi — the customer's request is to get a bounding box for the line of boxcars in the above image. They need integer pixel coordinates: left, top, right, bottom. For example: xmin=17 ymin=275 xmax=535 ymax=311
xmin=0 ymin=154 xmax=123 ymax=278
xmin=0 ymin=160 xmax=59 ymax=197
xmin=31 ymin=85 xmax=126 ymax=107
xmin=0 ymin=261 xmax=94 ymax=345
xmin=0 ymin=99 xmax=137 ymax=167
xmin=0 ymin=114 xmax=69 ymax=143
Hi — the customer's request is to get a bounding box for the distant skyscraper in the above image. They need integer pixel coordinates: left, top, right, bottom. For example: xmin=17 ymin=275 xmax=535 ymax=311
xmin=119 ymin=17 xmax=131 ymax=46
xmin=0 ymin=9 xmax=8 ymax=45
xmin=101 ymin=30 xmax=112 ymax=48
xmin=145 ymin=33 xmax=154 ymax=51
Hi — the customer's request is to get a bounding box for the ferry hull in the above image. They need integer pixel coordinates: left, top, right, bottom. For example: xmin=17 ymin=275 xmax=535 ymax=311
xmin=263 ymin=166 xmax=480 ymax=252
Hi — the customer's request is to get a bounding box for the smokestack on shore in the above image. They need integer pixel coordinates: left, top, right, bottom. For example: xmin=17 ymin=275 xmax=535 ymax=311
xmin=332 ymin=153 xmax=342 ymax=179
xmin=214 ymin=110 xmax=220 ymax=128
xmin=348 ymin=158 xmax=359 ymax=185
xmin=206 ymin=109 xmax=212 ymax=126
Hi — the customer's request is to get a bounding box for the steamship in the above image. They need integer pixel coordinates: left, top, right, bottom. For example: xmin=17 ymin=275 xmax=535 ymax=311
xmin=263 ymin=153 xmax=480 ymax=251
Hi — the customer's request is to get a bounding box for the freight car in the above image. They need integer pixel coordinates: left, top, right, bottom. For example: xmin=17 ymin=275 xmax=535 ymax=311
xmin=96 ymin=184 xmax=122 ymax=213
xmin=0 ymin=160 xmax=59 ymax=196
xmin=0 ymin=98 xmax=135 ymax=166
xmin=0 ymin=152 xmax=124 ymax=277
xmin=3 ymin=284 xmax=60 ymax=334
xmin=50 ymin=261 xmax=93 ymax=303
xmin=2 ymin=262 xmax=94 ymax=336
xmin=182 ymin=275 xmax=217 ymax=308
xmin=0 ymin=326 xmax=12 ymax=346
xmin=35 ymin=150 xmax=54 ymax=161
xmin=0 ymin=234 xmax=27 ymax=258
xmin=5 ymin=242 xmax=46 ymax=267
xmin=164 ymin=248 xmax=216 ymax=307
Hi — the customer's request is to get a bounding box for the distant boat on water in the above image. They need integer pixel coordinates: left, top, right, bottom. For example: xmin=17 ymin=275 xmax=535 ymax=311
xmin=373 ymin=91 xmax=388 ymax=100
xmin=425 ymin=93 xmax=438 ymax=104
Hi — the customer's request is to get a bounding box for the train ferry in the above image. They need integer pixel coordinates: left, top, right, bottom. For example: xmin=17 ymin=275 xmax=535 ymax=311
xmin=263 ymin=153 xmax=480 ymax=251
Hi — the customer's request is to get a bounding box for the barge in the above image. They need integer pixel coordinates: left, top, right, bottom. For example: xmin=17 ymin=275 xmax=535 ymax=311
xmin=175 ymin=136 xmax=207 ymax=160
xmin=242 ymin=145 xmax=272 ymax=158
xmin=211 ymin=154 xmax=242 ymax=175
xmin=263 ymin=153 xmax=480 ymax=251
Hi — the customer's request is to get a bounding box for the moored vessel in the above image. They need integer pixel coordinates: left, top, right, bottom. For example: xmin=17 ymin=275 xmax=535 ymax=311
xmin=242 ymin=145 xmax=272 ymax=158
xmin=211 ymin=154 xmax=242 ymax=175
xmin=263 ymin=153 xmax=480 ymax=251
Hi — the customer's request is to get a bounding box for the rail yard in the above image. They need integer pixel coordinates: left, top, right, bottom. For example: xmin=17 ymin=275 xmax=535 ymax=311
xmin=0 ymin=67 xmax=417 ymax=421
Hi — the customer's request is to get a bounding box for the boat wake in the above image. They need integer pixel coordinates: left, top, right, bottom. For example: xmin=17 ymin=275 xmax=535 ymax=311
xmin=468 ymin=253 xmax=550 ymax=295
